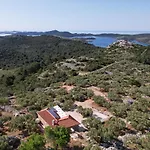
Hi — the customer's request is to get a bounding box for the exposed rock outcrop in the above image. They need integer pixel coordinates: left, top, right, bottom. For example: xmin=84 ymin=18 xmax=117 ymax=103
xmin=108 ymin=40 xmax=134 ymax=49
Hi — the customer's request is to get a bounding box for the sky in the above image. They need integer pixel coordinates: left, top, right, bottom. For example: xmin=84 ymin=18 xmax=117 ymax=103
xmin=0 ymin=0 xmax=150 ymax=32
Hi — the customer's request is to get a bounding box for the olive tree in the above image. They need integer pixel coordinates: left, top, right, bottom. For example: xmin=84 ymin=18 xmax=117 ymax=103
xmin=19 ymin=133 xmax=46 ymax=150
xmin=45 ymin=126 xmax=70 ymax=150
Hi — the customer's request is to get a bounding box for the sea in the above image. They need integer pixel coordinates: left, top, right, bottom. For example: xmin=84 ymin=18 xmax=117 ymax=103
xmin=0 ymin=31 xmax=149 ymax=48
xmin=87 ymin=37 xmax=148 ymax=48
xmin=72 ymin=31 xmax=149 ymax=47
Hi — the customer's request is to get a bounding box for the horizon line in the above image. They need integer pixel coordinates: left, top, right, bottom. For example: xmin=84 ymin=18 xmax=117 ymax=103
xmin=0 ymin=30 xmax=150 ymax=35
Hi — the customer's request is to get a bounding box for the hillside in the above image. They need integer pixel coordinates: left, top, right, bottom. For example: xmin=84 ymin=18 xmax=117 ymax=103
xmin=0 ymin=35 xmax=101 ymax=68
xmin=0 ymin=36 xmax=150 ymax=150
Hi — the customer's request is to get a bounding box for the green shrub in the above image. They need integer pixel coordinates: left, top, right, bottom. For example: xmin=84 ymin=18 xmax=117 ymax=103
xmin=77 ymin=106 xmax=93 ymax=117
xmin=93 ymin=96 xmax=110 ymax=108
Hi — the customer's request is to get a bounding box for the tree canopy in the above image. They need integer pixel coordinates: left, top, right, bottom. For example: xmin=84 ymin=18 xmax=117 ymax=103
xmin=19 ymin=134 xmax=46 ymax=150
xmin=45 ymin=126 xmax=70 ymax=149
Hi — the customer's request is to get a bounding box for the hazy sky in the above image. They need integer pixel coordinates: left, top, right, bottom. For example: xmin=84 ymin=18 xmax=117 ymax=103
xmin=0 ymin=0 xmax=150 ymax=32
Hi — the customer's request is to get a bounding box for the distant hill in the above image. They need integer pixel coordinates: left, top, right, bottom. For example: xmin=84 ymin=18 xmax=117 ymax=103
xmin=0 ymin=30 xmax=95 ymax=37
xmin=0 ymin=30 xmax=150 ymax=44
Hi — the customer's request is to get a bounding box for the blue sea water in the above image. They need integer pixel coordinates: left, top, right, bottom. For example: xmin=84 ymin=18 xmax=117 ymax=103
xmin=71 ymin=31 xmax=149 ymax=47
xmin=88 ymin=37 xmax=116 ymax=48
xmin=131 ymin=40 xmax=148 ymax=46
xmin=87 ymin=37 xmax=148 ymax=48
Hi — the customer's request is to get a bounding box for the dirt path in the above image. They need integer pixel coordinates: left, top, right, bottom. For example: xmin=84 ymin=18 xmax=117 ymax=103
xmin=78 ymin=61 xmax=121 ymax=76
xmin=94 ymin=61 xmax=120 ymax=73
xmin=62 ymin=85 xmax=75 ymax=92
xmin=75 ymin=99 xmax=112 ymax=119
xmin=6 ymin=130 xmax=22 ymax=136
xmin=87 ymin=86 xmax=111 ymax=102
xmin=2 ymin=111 xmax=13 ymax=117
xmin=75 ymin=99 xmax=93 ymax=109
xmin=78 ymin=71 xmax=90 ymax=76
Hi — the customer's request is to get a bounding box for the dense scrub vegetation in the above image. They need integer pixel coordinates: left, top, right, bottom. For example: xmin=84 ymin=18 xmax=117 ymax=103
xmin=0 ymin=35 xmax=150 ymax=150
xmin=83 ymin=117 xmax=126 ymax=143
xmin=0 ymin=35 xmax=102 ymax=69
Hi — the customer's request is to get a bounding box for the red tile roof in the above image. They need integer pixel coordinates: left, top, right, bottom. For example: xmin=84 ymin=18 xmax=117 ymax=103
xmin=58 ymin=115 xmax=80 ymax=128
xmin=37 ymin=109 xmax=79 ymax=128
xmin=37 ymin=109 xmax=56 ymax=127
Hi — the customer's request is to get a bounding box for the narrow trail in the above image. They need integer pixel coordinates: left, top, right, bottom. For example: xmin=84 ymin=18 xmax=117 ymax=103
xmin=94 ymin=61 xmax=121 ymax=73
xmin=79 ymin=61 xmax=121 ymax=76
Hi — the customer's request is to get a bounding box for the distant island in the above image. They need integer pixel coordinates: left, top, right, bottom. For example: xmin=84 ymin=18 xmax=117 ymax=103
xmin=0 ymin=30 xmax=150 ymax=45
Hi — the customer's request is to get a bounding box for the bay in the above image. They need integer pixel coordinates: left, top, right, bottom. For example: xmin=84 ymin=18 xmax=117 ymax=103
xmin=87 ymin=37 xmax=148 ymax=48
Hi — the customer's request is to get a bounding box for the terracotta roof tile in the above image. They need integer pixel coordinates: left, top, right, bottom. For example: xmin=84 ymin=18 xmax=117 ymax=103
xmin=58 ymin=115 xmax=79 ymax=128
xmin=37 ymin=109 xmax=56 ymax=127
